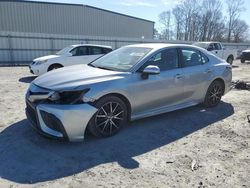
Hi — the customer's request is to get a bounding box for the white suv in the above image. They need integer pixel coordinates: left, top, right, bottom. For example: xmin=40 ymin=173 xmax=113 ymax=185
xmin=29 ymin=44 xmax=112 ymax=76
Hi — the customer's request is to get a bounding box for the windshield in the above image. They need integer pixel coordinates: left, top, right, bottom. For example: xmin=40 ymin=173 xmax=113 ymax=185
xmin=90 ymin=46 xmax=152 ymax=71
xmin=193 ymin=42 xmax=209 ymax=49
xmin=56 ymin=46 xmax=73 ymax=55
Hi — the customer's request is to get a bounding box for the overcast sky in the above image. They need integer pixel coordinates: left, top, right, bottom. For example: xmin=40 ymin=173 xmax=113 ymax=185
xmin=29 ymin=0 xmax=250 ymax=32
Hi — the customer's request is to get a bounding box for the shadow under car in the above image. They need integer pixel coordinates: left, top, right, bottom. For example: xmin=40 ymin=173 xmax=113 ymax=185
xmin=0 ymin=101 xmax=234 ymax=184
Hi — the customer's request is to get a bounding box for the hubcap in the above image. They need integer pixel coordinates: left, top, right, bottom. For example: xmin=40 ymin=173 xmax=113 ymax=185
xmin=208 ymin=84 xmax=223 ymax=105
xmin=95 ymin=102 xmax=124 ymax=135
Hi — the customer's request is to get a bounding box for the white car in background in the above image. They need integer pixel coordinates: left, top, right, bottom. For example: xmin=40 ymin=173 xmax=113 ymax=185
xmin=29 ymin=44 xmax=112 ymax=76
xmin=193 ymin=42 xmax=237 ymax=65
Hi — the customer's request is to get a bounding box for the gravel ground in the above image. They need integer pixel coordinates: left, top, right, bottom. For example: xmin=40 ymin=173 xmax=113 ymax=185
xmin=0 ymin=60 xmax=249 ymax=188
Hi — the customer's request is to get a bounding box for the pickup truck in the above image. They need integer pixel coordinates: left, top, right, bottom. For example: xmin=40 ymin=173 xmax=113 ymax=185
xmin=193 ymin=42 xmax=237 ymax=65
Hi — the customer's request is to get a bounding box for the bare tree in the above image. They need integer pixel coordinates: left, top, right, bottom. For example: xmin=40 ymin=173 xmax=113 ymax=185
xmin=158 ymin=11 xmax=171 ymax=40
xmin=153 ymin=28 xmax=160 ymax=39
xmin=158 ymin=0 xmax=248 ymax=43
xmin=200 ymin=0 xmax=224 ymax=41
xmin=172 ymin=5 xmax=183 ymax=40
xmin=178 ymin=0 xmax=201 ymax=41
xmin=226 ymin=0 xmax=245 ymax=42
xmin=231 ymin=19 xmax=249 ymax=42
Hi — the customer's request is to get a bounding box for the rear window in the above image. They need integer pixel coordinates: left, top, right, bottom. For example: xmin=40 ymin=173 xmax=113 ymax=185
xmin=90 ymin=47 xmax=103 ymax=55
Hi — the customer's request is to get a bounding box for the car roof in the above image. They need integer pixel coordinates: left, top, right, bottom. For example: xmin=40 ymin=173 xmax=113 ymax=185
xmin=71 ymin=44 xmax=112 ymax=49
xmin=126 ymin=43 xmax=204 ymax=51
xmin=193 ymin=41 xmax=220 ymax=44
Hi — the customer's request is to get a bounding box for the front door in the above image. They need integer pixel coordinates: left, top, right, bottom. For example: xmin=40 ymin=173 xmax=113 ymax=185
xmin=131 ymin=48 xmax=185 ymax=116
xmin=67 ymin=46 xmax=90 ymax=65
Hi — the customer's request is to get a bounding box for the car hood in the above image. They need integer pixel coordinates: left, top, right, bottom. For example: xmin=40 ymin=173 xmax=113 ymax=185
xmin=33 ymin=55 xmax=60 ymax=62
xmin=33 ymin=64 xmax=127 ymax=90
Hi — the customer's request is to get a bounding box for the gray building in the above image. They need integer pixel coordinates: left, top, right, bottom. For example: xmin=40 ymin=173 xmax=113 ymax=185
xmin=0 ymin=0 xmax=155 ymax=64
xmin=0 ymin=0 xmax=154 ymax=39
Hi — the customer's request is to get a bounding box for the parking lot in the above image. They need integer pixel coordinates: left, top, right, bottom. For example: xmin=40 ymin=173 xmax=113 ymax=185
xmin=0 ymin=60 xmax=249 ymax=187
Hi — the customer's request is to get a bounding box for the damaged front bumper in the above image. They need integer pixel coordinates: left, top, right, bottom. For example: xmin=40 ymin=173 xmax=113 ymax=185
xmin=26 ymin=98 xmax=97 ymax=142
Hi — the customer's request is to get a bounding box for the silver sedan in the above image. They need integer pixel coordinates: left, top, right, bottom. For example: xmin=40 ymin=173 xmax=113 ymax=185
xmin=25 ymin=43 xmax=232 ymax=141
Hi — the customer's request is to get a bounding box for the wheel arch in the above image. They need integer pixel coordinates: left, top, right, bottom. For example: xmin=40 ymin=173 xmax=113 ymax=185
xmin=210 ymin=77 xmax=226 ymax=95
xmin=47 ymin=63 xmax=63 ymax=71
xmin=95 ymin=93 xmax=132 ymax=121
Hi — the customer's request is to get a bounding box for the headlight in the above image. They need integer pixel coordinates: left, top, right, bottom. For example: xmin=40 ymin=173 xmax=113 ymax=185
xmin=35 ymin=60 xmax=48 ymax=65
xmin=49 ymin=89 xmax=90 ymax=104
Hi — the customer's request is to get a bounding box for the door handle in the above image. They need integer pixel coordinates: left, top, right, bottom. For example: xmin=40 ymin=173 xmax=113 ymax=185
xmin=205 ymin=69 xmax=212 ymax=73
xmin=175 ymin=74 xmax=183 ymax=79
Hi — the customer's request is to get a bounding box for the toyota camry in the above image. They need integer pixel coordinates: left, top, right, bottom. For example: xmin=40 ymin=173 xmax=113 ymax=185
xmin=25 ymin=43 xmax=232 ymax=141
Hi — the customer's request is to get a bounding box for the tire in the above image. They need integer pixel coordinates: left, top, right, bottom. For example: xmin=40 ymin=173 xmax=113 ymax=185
xmin=226 ymin=56 xmax=233 ymax=65
xmin=48 ymin=64 xmax=63 ymax=71
xmin=203 ymin=80 xmax=224 ymax=107
xmin=88 ymin=96 xmax=128 ymax=137
xmin=241 ymin=59 xmax=245 ymax=63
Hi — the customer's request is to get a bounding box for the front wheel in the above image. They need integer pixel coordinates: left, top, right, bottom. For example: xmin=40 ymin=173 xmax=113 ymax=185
xmin=226 ymin=56 xmax=233 ymax=65
xmin=203 ymin=81 xmax=224 ymax=107
xmin=88 ymin=96 xmax=128 ymax=137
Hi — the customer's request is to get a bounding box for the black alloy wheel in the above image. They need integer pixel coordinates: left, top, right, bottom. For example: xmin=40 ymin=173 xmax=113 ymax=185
xmin=203 ymin=80 xmax=224 ymax=107
xmin=88 ymin=96 xmax=128 ymax=137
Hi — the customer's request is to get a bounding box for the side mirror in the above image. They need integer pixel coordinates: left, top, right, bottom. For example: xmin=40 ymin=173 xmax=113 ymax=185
xmin=141 ymin=65 xmax=160 ymax=79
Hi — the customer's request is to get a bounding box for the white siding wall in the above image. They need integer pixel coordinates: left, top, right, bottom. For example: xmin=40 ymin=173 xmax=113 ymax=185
xmin=1 ymin=31 xmax=250 ymax=65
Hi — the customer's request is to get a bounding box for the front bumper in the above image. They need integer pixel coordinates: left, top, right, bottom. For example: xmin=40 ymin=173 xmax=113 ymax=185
xmin=29 ymin=63 xmax=47 ymax=76
xmin=26 ymin=99 xmax=97 ymax=142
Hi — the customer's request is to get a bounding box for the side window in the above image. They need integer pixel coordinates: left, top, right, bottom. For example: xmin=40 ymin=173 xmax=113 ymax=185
xmin=102 ymin=48 xmax=112 ymax=54
xmin=90 ymin=47 xmax=103 ymax=55
xmin=70 ymin=47 xmax=78 ymax=56
xmin=77 ymin=46 xmax=88 ymax=56
xmin=70 ymin=46 xmax=88 ymax=56
xmin=207 ymin=44 xmax=215 ymax=51
xmin=140 ymin=48 xmax=178 ymax=71
xmin=214 ymin=43 xmax=222 ymax=50
xmin=181 ymin=49 xmax=202 ymax=67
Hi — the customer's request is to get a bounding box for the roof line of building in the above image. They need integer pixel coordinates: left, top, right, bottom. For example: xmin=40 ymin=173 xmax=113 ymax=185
xmin=3 ymin=0 xmax=155 ymax=24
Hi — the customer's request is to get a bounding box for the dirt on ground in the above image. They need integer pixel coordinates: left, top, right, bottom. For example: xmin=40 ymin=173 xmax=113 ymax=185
xmin=0 ymin=60 xmax=249 ymax=188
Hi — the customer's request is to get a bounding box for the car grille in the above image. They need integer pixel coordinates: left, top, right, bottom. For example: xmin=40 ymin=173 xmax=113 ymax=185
xmin=242 ymin=52 xmax=250 ymax=59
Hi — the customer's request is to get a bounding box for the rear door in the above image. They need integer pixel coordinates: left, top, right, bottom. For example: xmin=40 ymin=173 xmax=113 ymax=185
xmin=180 ymin=48 xmax=211 ymax=102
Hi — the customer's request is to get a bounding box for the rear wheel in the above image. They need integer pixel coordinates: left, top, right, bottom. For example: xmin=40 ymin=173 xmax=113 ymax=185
xmin=241 ymin=58 xmax=245 ymax=63
xmin=88 ymin=96 xmax=128 ymax=137
xmin=48 ymin=64 xmax=63 ymax=71
xmin=226 ymin=56 xmax=233 ymax=65
xmin=203 ymin=80 xmax=224 ymax=107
